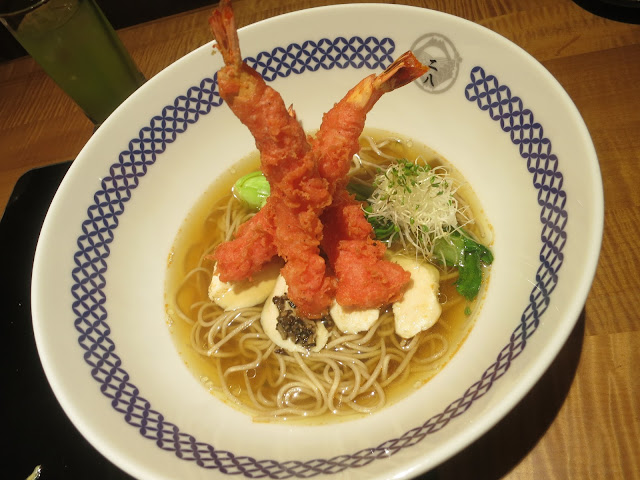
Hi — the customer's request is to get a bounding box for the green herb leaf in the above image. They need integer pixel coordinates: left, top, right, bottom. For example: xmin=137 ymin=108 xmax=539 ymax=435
xmin=456 ymin=250 xmax=483 ymax=300
xmin=346 ymin=181 xmax=376 ymax=202
xmin=432 ymin=230 xmax=493 ymax=301
xmin=363 ymin=205 xmax=398 ymax=240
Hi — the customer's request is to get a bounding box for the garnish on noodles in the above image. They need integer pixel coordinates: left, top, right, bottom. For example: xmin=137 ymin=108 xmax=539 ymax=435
xmin=164 ymin=0 xmax=493 ymax=422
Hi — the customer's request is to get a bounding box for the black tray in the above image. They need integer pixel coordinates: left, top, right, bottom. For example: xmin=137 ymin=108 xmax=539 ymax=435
xmin=0 ymin=161 xmax=134 ymax=479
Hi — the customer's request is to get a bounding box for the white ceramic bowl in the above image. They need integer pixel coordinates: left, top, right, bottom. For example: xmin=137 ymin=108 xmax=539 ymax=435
xmin=32 ymin=4 xmax=603 ymax=479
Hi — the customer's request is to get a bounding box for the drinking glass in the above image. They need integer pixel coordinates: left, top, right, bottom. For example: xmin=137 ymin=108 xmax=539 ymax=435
xmin=0 ymin=0 xmax=145 ymax=125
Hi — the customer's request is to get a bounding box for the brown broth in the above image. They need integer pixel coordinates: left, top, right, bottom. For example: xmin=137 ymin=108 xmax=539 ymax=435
xmin=165 ymin=130 xmax=492 ymax=423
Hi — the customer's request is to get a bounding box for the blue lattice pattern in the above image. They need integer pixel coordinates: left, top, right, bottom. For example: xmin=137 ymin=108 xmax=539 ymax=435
xmin=464 ymin=65 xmax=567 ymax=360
xmin=69 ymin=32 xmax=567 ymax=477
xmin=246 ymin=36 xmax=395 ymax=80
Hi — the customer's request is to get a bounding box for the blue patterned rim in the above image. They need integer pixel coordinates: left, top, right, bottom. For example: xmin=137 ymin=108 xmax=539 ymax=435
xmin=70 ymin=36 xmax=566 ymax=477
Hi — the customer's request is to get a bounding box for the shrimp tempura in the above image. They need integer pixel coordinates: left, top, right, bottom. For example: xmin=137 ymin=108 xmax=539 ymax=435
xmin=209 ymin=0 xmax=429 ymax=316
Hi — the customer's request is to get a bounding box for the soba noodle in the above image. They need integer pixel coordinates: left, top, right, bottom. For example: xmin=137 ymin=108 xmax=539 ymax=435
xmin=166 ymin=130 xmax=491 ymax=423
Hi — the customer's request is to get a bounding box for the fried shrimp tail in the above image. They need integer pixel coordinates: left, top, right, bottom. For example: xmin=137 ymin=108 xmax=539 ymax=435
xmin=208 ymin=0 xmax=240 ymax=67
xmin=372 ymin=50 xmax=430 ymax=93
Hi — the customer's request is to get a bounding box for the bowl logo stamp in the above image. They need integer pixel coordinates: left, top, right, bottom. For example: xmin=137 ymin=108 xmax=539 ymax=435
xmin=412 ymin=33 xmax=462 ymax=93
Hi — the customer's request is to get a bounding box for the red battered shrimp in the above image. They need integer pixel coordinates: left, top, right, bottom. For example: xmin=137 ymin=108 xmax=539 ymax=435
xmin=209 ymin=0 xmax=306 ymax=282
xmin=212 ymin=206 xmax=277 ymax=282
xmin=209 ymin=0 xmax=334 ymax=316
xmin=313 ymin=51 xmax=429 ymax=308
xmin=209 ymin=0 xmax=429 ymax=315
xmin=285 ymin=49 xmax=431 ymax=313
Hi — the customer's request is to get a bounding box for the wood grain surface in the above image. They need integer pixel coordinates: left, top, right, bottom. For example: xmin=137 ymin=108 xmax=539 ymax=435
xmin=1 ymin=0 xmax=638 ymax=478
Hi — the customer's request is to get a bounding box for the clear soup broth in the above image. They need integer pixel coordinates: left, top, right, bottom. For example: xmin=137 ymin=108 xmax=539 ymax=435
xmin=165 ymin=129 xmax=492 ymax=424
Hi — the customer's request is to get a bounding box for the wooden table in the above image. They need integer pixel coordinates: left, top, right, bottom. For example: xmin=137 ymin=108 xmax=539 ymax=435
xmin=1 ymin=0 xmax=638 ymax=478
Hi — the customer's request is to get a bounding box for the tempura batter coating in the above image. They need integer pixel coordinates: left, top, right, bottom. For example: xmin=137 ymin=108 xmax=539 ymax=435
xmin=214 ymin=206 xmax=276 ymax=282
xmin=321 ymin=190 xmax=410 ymax=307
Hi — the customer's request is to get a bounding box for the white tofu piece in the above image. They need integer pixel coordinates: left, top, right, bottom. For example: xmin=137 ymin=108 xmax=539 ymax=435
xmin=330 ymin=301 xmax=379 ymax=334
xmin=261 ymin=275 xmax=328 ymax=353
xmin=208 ymin=260 xmax=280 ymax=311
xmin=391 ymin=256 xmax=442 ymax=339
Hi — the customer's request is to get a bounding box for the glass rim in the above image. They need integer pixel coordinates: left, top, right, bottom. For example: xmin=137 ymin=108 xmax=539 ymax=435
xmin=0 ymin=0 xmax=50 ymax=18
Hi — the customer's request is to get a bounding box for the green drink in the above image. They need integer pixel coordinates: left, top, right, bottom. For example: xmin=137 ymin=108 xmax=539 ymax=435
xmin=1 ymin=0 xmax=145 ymax=124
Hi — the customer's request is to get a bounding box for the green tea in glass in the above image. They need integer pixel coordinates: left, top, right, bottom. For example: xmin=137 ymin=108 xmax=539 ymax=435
xmin=0 ymin=0 xmax=145 ymax=125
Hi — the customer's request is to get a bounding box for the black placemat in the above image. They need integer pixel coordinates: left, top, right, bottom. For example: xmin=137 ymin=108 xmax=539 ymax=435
xmin=0 ymin=162 xmax=133 ymax=479
xmin=572 ymin=0 xmax=640 ymax=24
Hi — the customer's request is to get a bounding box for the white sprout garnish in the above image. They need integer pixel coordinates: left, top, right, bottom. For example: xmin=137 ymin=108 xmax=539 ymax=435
xmin=366 ymin=158 xmax=469 ymax=258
